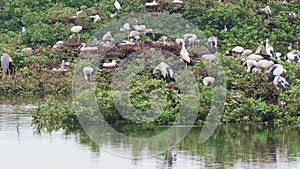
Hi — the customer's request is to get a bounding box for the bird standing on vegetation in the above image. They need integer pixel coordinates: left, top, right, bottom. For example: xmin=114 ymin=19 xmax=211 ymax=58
xmin=266 ymin=64 xmax=286 ymax=81
xmin=99 ymin=60 xmax=119 ymax=69
xmin=241 ymin=49 xmax=252 ymax=56
xmin=153 ymin=62 xmax=175 ymax=83
xmin=1 ymin=53 xmax=14 ymax=75
xmin=183 ymin=34 xmax=197 ymax=48
xmin=258 ymin=5 xmax=272 ymax=19
xmin=255 ymin=41 xmax=265 ymax=55
xmin=273 ymin=76 xmax=289 ymax=91
xmin=207 ymin=36 xmax=217 ymax=54
xmin=225 ymin=46 xmax=244 ymax=57
xmin=202 ymin=76 xmax=215 ymax=86
xmin=70 ymin=26 xmax=83 ymax=44
xmin=19 ymin=27 xmax=26 ymax=36
xmin=90 ymin=15 xmax=101 ymax=23
xmin=265 ymin=38 xmax=276 ymax=58
xmin=179 ymin=39 xmax=195 ymax=68
xmin=80 ymin=43 xmax=98 ymax=51
xmin=243 ymin=59 xmax=258 ymax=73
xmin=114 ymin=1 xmax=122 ymax=11
xmin=102 ymin=32 xmax=114 ymax=42
xmin=83 ymin=66 xmax=94 ymax=82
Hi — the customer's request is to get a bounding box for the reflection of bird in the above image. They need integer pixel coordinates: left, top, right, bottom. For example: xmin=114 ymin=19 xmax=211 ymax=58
xmin=273 ymin=76 xmax=289 ymax=91
xmin=153 ymin=62 xmax=175 ymax=83
xmin=207 ymin=36 xmax=217 ymax=54
xmin=114 ymin=1 xmax=122 ymax=11
xmin=1 ymin=53 xmax=14 ymax=75
xmin=83 ymin=66 xmax=94 ymax=82
xmin=203 ymin=76 xmax=215 ymax=86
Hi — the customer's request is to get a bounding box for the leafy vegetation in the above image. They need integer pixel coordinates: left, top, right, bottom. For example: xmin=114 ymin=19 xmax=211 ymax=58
xmin=0 ymin=0 xmax=299 ymax=126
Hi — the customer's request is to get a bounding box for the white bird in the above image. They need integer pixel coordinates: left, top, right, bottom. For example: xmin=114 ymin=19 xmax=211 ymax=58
xmin=145 ymin=1 xmax=158 ymax=6
xmin=52 ymin=41 xmax=64 ymax=49
xmin=153 ymin=62 xmax=175 ymax=83
xmin=200 ymin=54 xmax=216 ymax=62
xmin=265 ymin=38 xmax=276 ymax=58
xmin=114 ymin=1 xmax=122 ymax=11
xmin=273 ymin=76 xmax=289 ymax=91
xmin=21 ymin=47 xmax=33 ymax=55
xmin=257 ymin=59 xmax=275 ymax=71
xmin=161 ymin=36 xmax=171 ymax=46
xmin=241 ymin=49 xmax=252 ymax=56
xmin=90 ymin=15 xmax=101 ymax=23
xmin=203 ymin=76 xmax=215 ymax=86
xmin=83 ymin=66 xmax=94 ymax=82
xmin=102 ymin=32 xmax=114 ymax=42
xmin=283 ymin=0 xmax=288 ymax=4
xmin=129 ymin=30 xmax=140 ymax=46
xmin=243 ymin=59 xmax=258 ymax=73
xmin=172 ymin=0 xmax=184 ymax=4
xmin=175 ymin=38 xmax=184 ymax=45
xmin=183 ymin=34 xmax=197 ymax=48
xmin=110 ymin=13 xmax=117 ymax=17
xmin=247 ymin=54 xmax=269 ymax=61
xmin=286 ymin=50 xmax=299 ymax=62
xmin=117 ymin=40 xmax=135 ymax=46
xmin=80 ymin=43 xmax=98 ymax=51
xmin=179 ymin=39 xmax=194 ymax=67
xmin=99 ymin=60 xmax=118 ymax=69
xmin=266 ymin=64 xmax=286 ymax=81
xmin=255 ymin=41 xmax=265 ymax=55
xmin=70 ymin=25 xmax=83 ymax=43
xmin=225 ymin=46 xmax=244 ymax=57
xmin=207 ymin=36 xmax=217 ymax=54
xmin=258 ymin=5 xmax=272 ymax=19
xmin=19 ymin=27 xmax=26 ymax=36
xmin=288 ymin=43 xmax=293 ymax=52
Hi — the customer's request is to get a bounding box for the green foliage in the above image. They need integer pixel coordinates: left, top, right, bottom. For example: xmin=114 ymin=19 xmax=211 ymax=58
xmin=0 ymin=0 xmax=298 ymax=127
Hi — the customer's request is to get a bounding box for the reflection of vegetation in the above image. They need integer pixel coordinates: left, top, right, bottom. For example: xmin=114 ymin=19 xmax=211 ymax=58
xmin=31 ymin=122 xmax=300 ymax=167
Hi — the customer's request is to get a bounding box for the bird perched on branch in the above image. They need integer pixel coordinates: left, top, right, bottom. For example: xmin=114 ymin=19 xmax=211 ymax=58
xmin=153 ymin=62 xmax=175 ymax=83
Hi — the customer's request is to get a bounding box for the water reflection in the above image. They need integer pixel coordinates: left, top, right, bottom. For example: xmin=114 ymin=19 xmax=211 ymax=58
xmin=0 ymin=97 xmax=299 ymax=169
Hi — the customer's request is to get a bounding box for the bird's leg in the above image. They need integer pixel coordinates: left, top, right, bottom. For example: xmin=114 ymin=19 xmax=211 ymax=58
xmin=77 ymin=33 xmax=81 ymax=44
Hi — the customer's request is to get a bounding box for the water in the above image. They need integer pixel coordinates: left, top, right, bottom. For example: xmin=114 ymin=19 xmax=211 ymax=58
xmin=0 ymin=96 xmax=299 ymax=169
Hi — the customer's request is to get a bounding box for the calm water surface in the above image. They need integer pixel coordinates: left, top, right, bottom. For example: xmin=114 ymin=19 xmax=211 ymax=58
xmin=0 ymin=96 xmax=299 ymax=169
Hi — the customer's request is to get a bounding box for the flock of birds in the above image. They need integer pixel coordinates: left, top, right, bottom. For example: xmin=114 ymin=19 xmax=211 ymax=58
xmin=2 ymin=0 xmax=299 ymax=92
